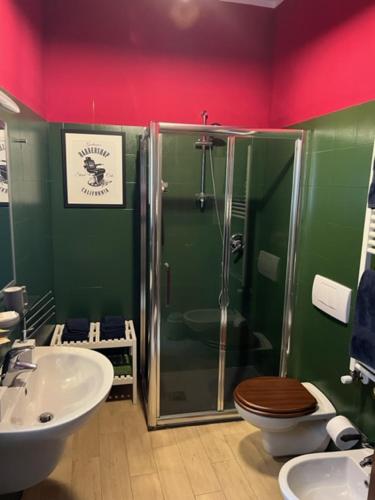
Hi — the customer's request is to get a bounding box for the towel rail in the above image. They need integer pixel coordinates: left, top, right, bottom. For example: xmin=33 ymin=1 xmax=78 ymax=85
xmin=23 ymin=290 xmax=55 ymax=340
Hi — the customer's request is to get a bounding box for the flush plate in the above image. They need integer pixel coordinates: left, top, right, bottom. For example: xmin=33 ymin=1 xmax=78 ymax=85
xmin=312 ymin=275 xmax=352 ymax=324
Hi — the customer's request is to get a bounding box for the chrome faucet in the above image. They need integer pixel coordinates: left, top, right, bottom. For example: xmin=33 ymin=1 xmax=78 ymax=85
xmin=360 ymin=454 xmax=374 ymax=468
xmin=358 ymin=434 xmax=374 ymax=468
xmin=1 ymin=347 xmax=37 ymax=387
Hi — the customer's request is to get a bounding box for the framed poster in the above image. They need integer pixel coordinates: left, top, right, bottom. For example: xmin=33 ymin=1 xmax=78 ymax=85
xmin=0 ymin=127 xmax=9 ymax=207
xmin=62 ymin=130 xmax=126 ymax=208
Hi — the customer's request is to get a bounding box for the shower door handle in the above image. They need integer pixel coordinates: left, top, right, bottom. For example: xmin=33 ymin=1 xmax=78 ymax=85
xmin=164 ymin=262 xmax=171 ymax=306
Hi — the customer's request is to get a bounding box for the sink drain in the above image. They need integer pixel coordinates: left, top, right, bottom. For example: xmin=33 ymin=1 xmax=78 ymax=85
xmin=39 ymin=412 xmax=54 ymax=423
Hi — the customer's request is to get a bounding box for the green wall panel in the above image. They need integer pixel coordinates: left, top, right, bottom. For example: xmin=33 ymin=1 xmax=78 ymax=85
xmin=289 ymin=101 xmax=375 ymax=440
xmin=48 ymin=123 xmax=143 ymax=324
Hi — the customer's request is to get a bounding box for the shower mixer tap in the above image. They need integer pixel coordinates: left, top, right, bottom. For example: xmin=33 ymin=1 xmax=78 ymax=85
xmin=230 ymin=234 xmax=244 ymax=262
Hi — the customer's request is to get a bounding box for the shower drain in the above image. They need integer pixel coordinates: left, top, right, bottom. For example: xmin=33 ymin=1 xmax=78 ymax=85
xmin=39 ymin=412 xmax=54 ymax=423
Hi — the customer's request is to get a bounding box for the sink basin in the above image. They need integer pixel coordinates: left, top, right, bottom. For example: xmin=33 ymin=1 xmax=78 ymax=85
xmin=279 ymin=448 xmax=371 ymax=500
xmin=0 ymin=346 xmax=113 ymax=494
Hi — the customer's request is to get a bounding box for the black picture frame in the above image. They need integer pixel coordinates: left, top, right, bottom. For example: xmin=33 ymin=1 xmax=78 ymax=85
xmin=61 ymin=129 xmax=126 ymax=208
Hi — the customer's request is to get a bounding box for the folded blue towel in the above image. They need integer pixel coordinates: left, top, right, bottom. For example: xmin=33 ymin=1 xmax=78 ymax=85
xmin=100 ymin=329 xmax=124 ymax=340
xmin=62 ymin=327 xmax=89 ymax=342
xmin=66 ymin=318 xmax=90 ymax=333
xmin=62 ymin=318 xmax=90 ymax=342
xmin=101 ymin=316 xmax=124 ymax=328
xmin=101 ymin=326 xmax=124 ymax=332
xmin=99 ymin=316 xmax=124 ymax=340
xmin=368 ymin=160 xmax=375 ymax=208
xmin=350 ymin=269 xmax=375 ymax=369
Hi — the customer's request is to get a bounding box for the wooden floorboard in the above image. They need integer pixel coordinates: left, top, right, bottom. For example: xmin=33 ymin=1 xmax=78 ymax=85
xmin=22 ymin=398 xmax=283 ymax=500
xmin=195 ymin=493 xmax=227 ymax=500
xmin=131 ymin=473 xmax=165 ymax=500
xmin=173 ymin=426 xmax=221 ymax=496
xmin=197 ymin=423 xmax=234 ymax=463
xmin=154 ymin=443 xmax=196 ymax=500
xmin=99 ymin=432 xmax=133 ymax=500
xmin=212 ymin=460 xmax=259 ymax=500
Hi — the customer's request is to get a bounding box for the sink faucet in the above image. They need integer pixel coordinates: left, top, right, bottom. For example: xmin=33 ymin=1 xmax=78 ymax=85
xmin=1 ymin=347 xmax=37 ymax=387
xmin=360 ymin=454 xmax=374 ymax=468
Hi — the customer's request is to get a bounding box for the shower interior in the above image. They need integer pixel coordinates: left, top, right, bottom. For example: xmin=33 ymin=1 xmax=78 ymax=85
xmin=140 ymin=122 xmax=304 ymax=428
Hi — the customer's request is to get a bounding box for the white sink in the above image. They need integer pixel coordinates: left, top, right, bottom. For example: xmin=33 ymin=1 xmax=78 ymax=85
xmin=279 ymin=448 xmax=371 ymax=500
xmin=0 ymin=346 xmax=113 ymax=494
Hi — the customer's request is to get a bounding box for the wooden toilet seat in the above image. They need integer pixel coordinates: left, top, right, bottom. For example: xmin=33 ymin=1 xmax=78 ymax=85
xmin=234 ymin=376 xmax=318 ymax=418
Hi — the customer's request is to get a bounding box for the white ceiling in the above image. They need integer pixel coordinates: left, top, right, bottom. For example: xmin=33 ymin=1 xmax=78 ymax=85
xmin=219 ymin=0 xmax=285 ymax=8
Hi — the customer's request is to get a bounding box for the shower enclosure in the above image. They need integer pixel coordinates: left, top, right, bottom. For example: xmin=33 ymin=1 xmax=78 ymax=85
xmin=140 ymin=122 xmax=305 ymax=428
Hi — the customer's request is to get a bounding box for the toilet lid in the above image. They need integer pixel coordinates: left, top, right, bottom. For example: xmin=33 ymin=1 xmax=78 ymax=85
xmin=234 ymin=377 xmax=318 ymax=418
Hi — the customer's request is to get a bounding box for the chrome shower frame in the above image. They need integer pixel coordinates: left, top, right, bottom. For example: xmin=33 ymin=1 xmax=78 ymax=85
xmin=140 ymin=122 xmax=306 ymax=428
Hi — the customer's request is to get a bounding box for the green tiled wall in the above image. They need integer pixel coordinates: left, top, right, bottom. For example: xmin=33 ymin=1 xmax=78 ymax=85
xmin=289 ymin=101 xmax=375 ymax=440
xmin=0 ymin=102 xmax=54 ymax=359
xmin=48 ymin=123 xmax=143 ymax=324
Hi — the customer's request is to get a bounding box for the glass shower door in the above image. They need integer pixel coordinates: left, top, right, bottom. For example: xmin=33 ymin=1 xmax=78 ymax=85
xmin=159 ymin=132 xmax=227 ymax=416
xmin=224 ymin=136 xmax=298 ymax=408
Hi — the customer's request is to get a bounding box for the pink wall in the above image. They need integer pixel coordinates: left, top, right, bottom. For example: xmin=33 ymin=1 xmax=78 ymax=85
xmin=0 ymin=0 xmax=44 ymax=115
xmin=2 ymin=0 xmax=375 ymax=127
xmin=43 ymin=0 xmax=273 ymax=127
xmin=271 ymin=0 xmax=375 ymax=127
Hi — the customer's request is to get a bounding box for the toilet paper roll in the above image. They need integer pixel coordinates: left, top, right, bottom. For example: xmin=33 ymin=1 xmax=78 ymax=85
xmin=326 ymin=416 xmax=360 ymax=450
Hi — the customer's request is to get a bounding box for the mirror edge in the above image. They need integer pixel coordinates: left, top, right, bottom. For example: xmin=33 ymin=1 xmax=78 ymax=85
xmin=0 ymin=119 xmax=17 ymax=295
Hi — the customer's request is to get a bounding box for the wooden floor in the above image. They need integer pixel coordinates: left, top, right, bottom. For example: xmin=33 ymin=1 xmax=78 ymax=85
xmin=22 ymin=396 xmax=285 ymax=500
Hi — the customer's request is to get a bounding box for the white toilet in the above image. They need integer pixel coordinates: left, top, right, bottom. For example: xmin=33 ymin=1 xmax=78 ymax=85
xmin=234 ymin=376 xmax=336 ymax=456
xmin=184 ymin=308 xmax=243 ymax=333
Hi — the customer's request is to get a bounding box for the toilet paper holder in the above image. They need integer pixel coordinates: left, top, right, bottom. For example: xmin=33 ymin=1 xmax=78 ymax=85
xmin=343 ymin=431 xmax=373 ymax=449
xmin=341 ymin=433 xmax=361 ymax=443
